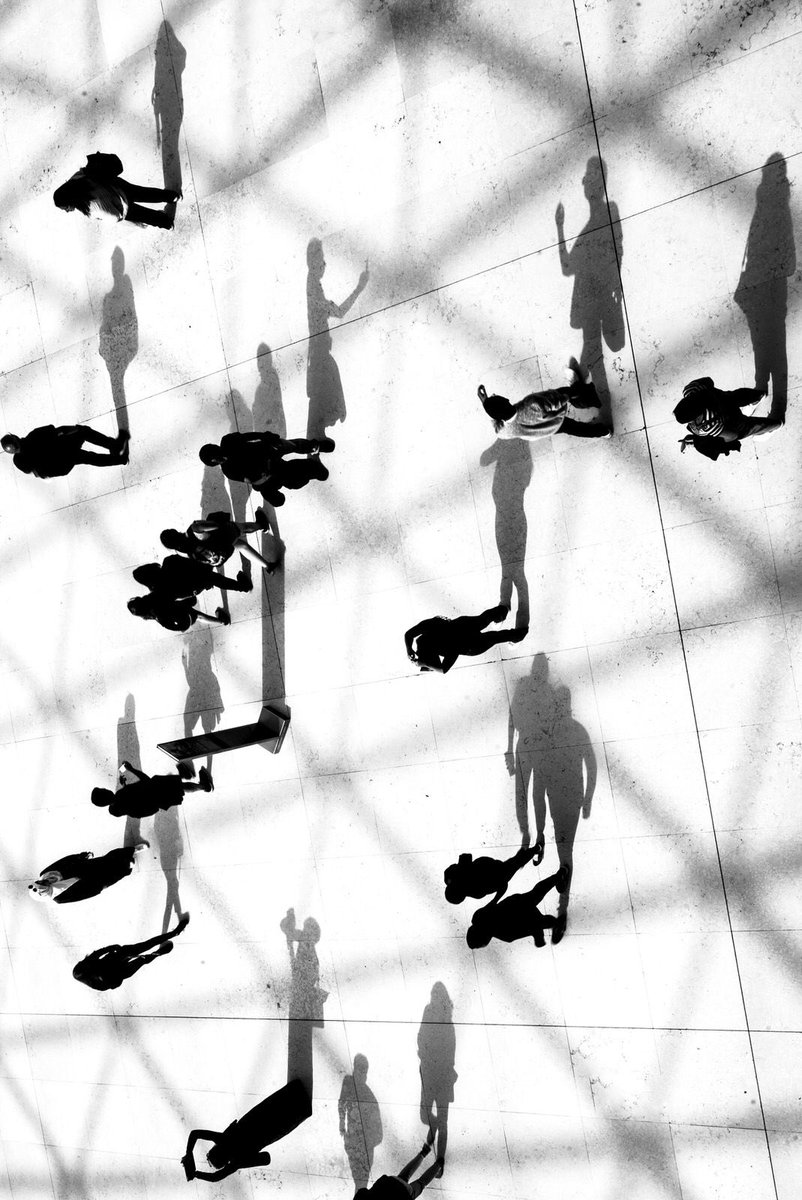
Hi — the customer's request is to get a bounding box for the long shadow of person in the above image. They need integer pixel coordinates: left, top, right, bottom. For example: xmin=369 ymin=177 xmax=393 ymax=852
xmin=555 ymin=156 xmax=624 ymax=423
xmin=734 ymin=152 xmax=796 ymax=423
xmin=281 ymin=908 xmax=327 ymax=1095
xmin=152 ymin=20 xmax=186 ymax=200
xmin=305 ymin=238 xmax=369 ymax=439
xmin=253 ymin=344 xmax=287 ymax=438
xmin=99 ymin=247 xmax=138 ymax=436
xmin=117 ymin=693 xmax=143 ymax=849
xmin=154 ymin=805 xmax=184 ymax=935
xmin=181 ymin=633 xmax=223 ymax=778
xmin=338 ymin=1053 xmax=383 ymax=1192
xmin=506 ymin=655 xmax=596 ymax=943
xmin=251 ymin=351 xmax=288 ymax=707
xmin=479 ymin=438 xmax=532 ymax=627
xmin=417 ymin=982 xmax=456 ymax=1165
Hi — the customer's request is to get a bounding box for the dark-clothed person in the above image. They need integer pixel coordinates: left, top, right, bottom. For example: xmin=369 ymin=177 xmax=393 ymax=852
xmin=2 ymin=424 xmax=129 ymax=477
xmin=675 ymin=377 xmax=782 ymax=459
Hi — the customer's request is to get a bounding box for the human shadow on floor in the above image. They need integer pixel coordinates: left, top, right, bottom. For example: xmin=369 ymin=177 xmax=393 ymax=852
xmin=305 ymin=238 xmax=369 ymax=439
xmin=480 ymin=437 xmax=532 ymax=627
xmin=154 ymin=804 xmax=184 ymax=934
xmin=254 ymin=343 xmax=287 ymax=438
xmin=99 ymin=247 xmax=138 ymax=436
xmin=250 ymin=350 xmax=288 ymax=707
xmin=417 ymin=982 xmax=456 ymax=1163
xmin=734 ymin=152 xmax=796 ymax=423
xmin=339 ymin=1053 xmax=383 ymax=1192
xmin=281 ymin=908 xmax=327 ymax=1096
xmin=152 ymin=20 xmax=186 ymax=200
xmin=117 ymin=693 xmax=143 ymax=848
xmin=555 ymin=156 xmax=624 ymax=424
xmin=181 ymin=632 xmax=224 ymax=778
xmin=506 ymin=653 xmax=596 ymax=941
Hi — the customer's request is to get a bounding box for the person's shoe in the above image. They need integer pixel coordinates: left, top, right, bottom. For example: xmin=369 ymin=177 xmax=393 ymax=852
xmin=116 ymin=429 xmax=130 ymax=463
xmin=532 ymin=836 xmax=545 ymax=865
xmin=552 ymin=913 xmax=567 ymax=943
xmin=477 ymin=383 xmax=488 ymax=405
xmin=316 ymin=437 xmax=336 ymax=453
xmin=434 ymin=1158 xmax=445 ymax=1178
xmin=215 ymin=607 xmax=231 ymax=625
xmin=167 ymin=189 xmax=183 ymax=203
xmin=133 ymin=840 xmax=150 ymax=853
xmin=254 ymin=507 xmax=269 ymax=531
xmin=555 ymin=866 xmax=570 ymax=894
xmin=510 ymin=626 xmax=528 ymax=642
xmin=311 ymin=460 xmax=329 ymax=480
xmin=157 ymin=940 xmax=174 ymax=955
xmin=198 ymin=767 xmax=214 ymax=793
xmin=419 ymin=1141 xmax=432 ymax=1158
xmin=491 ymin=603 xmax=510 ymax=622
xmin=236 ymin=570 xmax=253 ymax=592
xmin=175 ymin=912 xmax=190 ymax=932
xmin=176 ymin=761 xmax=195 ymax=780
xmin=565 ymin=356 xmax=584 ymax=384
xmin=600 ymin=426 xmax=614 ymax=439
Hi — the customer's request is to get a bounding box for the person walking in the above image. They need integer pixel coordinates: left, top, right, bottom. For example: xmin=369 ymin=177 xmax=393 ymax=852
xmin=478 ymin=362 xmax=612 ymax=441
xmin=181 ymin=1078 xmax=312 ymax=1182
xmin=127 ymin=592 xmax=231 ymax=631
xmin=405 ymin=605 xmax=526 ymax=674
xmin=199 ymin=431 xmax=334 ymax=506
xmin=132 ymin=554 xmax=252 ymax=601
xmin=160 ymin=509 xmax=279 ymax=573
xmin=674 ymin=376 xmax=783 ymax=460
xmin=466 ymin=867 xmax=569 ymax=949
xmin=443 ymin=846 xmax=537 ymax=905
xmin=91 ymin=762 xmax=212 ymax=819
xmin=72 ymin=914 xmax=190 ymax=990
xmin=353 ymin=1144 xmax=444 ymax=1198
xmin=28 ymin=843 xmax=149 ymax=903
xmin=2 ymin=424 xmax=129 ymax=477
xmin=53 ymin=152 xmax=180 ymax=229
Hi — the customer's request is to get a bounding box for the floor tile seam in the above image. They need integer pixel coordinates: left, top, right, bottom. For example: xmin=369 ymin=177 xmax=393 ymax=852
xmin=572 ymin=4 xmax=781 ymax=1182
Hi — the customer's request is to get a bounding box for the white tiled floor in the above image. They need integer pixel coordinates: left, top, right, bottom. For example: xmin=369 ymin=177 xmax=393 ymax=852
xmin=1 ymin=1 xmax=801 ymax=1197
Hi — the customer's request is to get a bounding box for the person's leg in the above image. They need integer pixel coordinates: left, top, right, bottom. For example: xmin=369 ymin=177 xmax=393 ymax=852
xmin=118 ymin=178 xmax=177 ymax=203
xmin=124 ymin=202 xmax=174 ymax=229
xmin=276 ymin=459 xmax=327 ymax=489
xmin=739 ymin=415 xmax=783 ymax=437
xmin=280 ymin=437 xmax=332 ymax=455
xmin=558 ymin=417 xmax=612 ymax=438
xmin=530 ymin=868 xmax=566 ymax=907
xmin=408 ymin=1156 xmax=445 ymax=1196
xmin=233 ymin=537 xmax=271 ymax=569
xmin=399 ymin=1145 xmax=430 ymax=1182
xmin=566 ymin=378 xmax=601 ymax=409
xmin=456 ymin=628 xmax=528 ymax=658
xmin=182 ymin=767 xmax=213 ymax=793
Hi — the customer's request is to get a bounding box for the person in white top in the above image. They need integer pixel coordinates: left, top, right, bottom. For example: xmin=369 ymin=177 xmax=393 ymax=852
xmin=478 ymin=363 xmax=612 ymax=441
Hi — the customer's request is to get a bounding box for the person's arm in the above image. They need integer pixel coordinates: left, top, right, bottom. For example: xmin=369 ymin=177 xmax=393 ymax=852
xmin=192 ymin=1164 xmax=237 ymax=1182
xmin=439 ymin=650 xmax=459 ymax=674
xmin=182 ymin=1130 xmax=221 ymax=1180
xmin=194 ymin=607 xmax=229 ymax=626
xmin=405 ymin=621 xmax=428 ymax=661
xmin=120 ymin=763 xmax=147 ymax=782
xmin=328 ymin=262 xmax=369 ymax=319
xmin=555 ymin=203 xmax=572 ymax=275
xmin=730 ymin=387 xmax=768 ymax=407
xmin=582 ymin=743 xmax=597 ymax=820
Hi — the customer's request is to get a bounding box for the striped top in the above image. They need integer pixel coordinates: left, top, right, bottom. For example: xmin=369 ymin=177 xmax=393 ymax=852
xmin=497 ymin=390 xmax=568 ymax=440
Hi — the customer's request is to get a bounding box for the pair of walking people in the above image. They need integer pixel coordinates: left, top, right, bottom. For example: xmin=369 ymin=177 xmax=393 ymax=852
xmin=200 ymin=430 xmax=335 ymax=506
